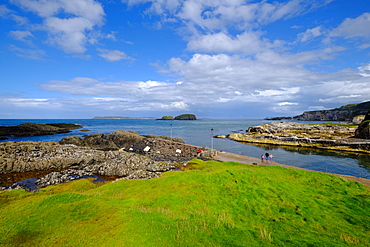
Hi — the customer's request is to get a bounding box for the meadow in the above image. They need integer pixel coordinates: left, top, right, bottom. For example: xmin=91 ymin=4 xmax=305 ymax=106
xmin=1 ymin=159 xmax=369 ymax=246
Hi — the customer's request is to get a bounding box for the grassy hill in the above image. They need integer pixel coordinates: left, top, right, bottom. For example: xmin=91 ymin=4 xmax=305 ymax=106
xmin=1 ymin=159 xmax=369 ymax=246
xmin=336 ymin=101 xmax=370 ymax=111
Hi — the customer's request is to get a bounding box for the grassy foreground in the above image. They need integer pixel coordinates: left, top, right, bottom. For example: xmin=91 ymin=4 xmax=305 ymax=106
xmin=1 ymin=159 xmax=369 ymax=246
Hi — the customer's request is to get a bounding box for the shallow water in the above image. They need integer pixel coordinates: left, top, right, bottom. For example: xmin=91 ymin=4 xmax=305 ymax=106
xmin=1 ymin=118 xmax=369 ymax=179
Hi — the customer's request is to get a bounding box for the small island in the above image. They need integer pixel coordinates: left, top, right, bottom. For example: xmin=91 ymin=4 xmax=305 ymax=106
xmin=158 ymin=114 xmax=197 ymax=120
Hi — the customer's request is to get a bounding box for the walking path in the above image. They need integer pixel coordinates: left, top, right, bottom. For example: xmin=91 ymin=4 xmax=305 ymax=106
xmin=212 ymin=151 xmax=370 ymax=187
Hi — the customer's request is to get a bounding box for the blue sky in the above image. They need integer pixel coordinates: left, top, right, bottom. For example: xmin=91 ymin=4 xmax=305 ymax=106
xmin=1 ymin=0 xmax=370 ymax=119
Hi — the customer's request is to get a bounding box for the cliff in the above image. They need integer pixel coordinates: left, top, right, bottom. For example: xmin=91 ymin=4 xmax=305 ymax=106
xmin=294 ymin=101 xmax=370 ymax=121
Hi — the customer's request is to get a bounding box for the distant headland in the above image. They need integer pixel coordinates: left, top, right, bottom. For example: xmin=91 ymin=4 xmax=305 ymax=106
xmin=93 ymin=116 xmax=154 ymax=119
xmin=266 ymin=101 xmax=370 ymax=122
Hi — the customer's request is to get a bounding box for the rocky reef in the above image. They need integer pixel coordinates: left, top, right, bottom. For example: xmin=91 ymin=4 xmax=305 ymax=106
xmin=219 ymin=121 xmax=370 ymax=153
xmin=0 ymin=122 xmax=82 ymax=140
xmin=59 ymin=130 xmax=145 ymax=151
xmin=1 ymin=130 xmax=211 ymax=192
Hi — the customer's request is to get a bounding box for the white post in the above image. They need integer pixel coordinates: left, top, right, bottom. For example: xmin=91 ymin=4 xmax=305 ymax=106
xmin=211 ymin=128 xmax=214 ymax=157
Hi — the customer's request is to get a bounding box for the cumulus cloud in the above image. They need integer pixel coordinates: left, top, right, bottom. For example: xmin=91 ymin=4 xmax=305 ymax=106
xmin=124 ymin=0 xmax=331 ymax=31
xmin=10 ymin=0 xmax=105 ymax=53
xmin=187 ymin=31 xmax=277 ymax=54
xmin=3 ymin=1 xmax=369 ymax=118
xmin=330 ymin=13 xmax=370 ymax=39
xmin=98 ymin=49 xmax=134 ymax=62
xmin=7 ymin=58 xmax=370 ymax=118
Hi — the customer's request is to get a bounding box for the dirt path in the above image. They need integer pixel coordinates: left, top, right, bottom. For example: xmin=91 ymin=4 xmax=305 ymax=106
xmin=212 ymin=151 xmax=370 ymax=187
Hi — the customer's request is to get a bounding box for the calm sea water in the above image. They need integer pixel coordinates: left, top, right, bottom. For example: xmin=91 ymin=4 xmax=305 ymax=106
xmin=1 ymin=119 xmax=369 ymax=179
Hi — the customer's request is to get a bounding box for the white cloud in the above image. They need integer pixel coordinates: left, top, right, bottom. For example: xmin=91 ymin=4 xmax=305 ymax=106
xmin=98 ymin=49 xmax=133 ymax=62
xmin=297 ymin=26 xmax=322 ymax=42
xmin=330 ymin=13 xmax=370 ymax=39
xmin=253 ymin=88 xmax=300 ymax=97
xmin=9 ymin=44 xmax=45 ymax=60
xmin=8 ymin=30 xmax=34 ymax=45
xmin=10 ymin=0 xmax=105 ymax=54
xmin=124 ymin=0 xmax=332 ymax=32
xmin=9 ymin=30 xmax=33 ymax=41
xmin=278 ymin=102 xmax=298 ymax=106
xmin=358 ymin=64 xmax=370 ymax=77
xmin=7 ymin=59 xmax=370 ymax=118
xmin=0 ymin=4 xmax=12 ymax=16
xmin=187 ymin=31 xmax=276 ymax=54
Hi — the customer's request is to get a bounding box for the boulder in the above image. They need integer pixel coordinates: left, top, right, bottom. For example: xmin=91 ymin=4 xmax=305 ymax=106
xmin=59 ymin=136 xmax=84 ymax=146
xmin=355 ymin=112 xmax=370 ymax=139
xmin=83 ymin=133 xmax=118 ymax=150
xmin=106 ymin=130 xmax=144 ymax=147
xmin=352 ymin=115 xmax=366 ymax=125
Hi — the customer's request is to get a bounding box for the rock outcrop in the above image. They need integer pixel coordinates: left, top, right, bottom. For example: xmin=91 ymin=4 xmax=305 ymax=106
xmin=60 ymin=130 xmax=144 ymax=150
xmin=0 ymin=122 xmax=82 ymax=140
xmin=352 ymin=115 xmax=366 ymax=125
xmin=125 ymin=137 xmax=199 ymax=162
xmin=220 ymin=122 xmax=370 ymax=153
xmin=0 ymin=141 xmax=102 ymax=174
xmin=0 ymin=141 xmax=179 ymax=191
xmin=0 ymin=130 xmax=211 ymax=192
xmin=355 ymin=112 xmax=370 ymax=139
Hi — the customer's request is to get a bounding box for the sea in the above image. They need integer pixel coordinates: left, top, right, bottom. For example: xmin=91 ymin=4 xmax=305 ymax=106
xmin=1 ymin=118 xmax=370 ymax=179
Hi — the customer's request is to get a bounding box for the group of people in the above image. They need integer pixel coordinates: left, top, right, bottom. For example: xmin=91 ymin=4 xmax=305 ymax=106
xmin=261 ymin=152 xmax=273 ymax=162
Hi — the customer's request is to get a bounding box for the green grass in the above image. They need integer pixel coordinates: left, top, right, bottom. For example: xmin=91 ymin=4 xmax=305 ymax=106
xmin=1 ymin=159 xmax=369 ymax=246
xmin=310 ymin=122 xmax=358 ymax=128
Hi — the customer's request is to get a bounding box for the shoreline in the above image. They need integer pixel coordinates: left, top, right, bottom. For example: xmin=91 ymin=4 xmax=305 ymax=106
xmin=218 ymin=121 xmax=370 ymax=154
xmin=225 ymin=136 xmax=370 ymax=154
xmin=212 ymin=151 xmax=370 ymax=187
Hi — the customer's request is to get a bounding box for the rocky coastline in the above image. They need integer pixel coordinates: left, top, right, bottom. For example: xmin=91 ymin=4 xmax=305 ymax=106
xmin=292 ymin=101 xmax=370 ymax=121
xmin=0 ymin=122 xmax=83 ymax=140
xmin=0 ymin=130 xmax=213 ymax=192
xmin=217 ymin=119 xmax=370 ymax=153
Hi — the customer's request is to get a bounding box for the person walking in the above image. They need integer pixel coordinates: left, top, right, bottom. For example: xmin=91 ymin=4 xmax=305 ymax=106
xmin=265 ymin=152 xmax=269 ymax=162
xmin=261 ymin=154 xmax=265 ymax=162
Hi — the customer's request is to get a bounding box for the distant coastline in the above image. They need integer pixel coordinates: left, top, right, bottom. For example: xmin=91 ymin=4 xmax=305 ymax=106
xmin=93 ymin=116 xmax=154 ymax=119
